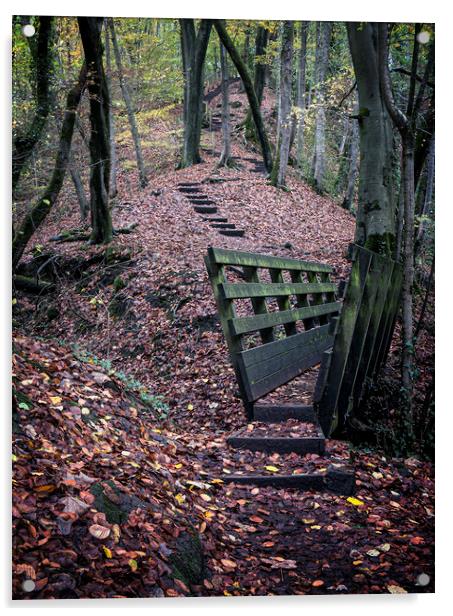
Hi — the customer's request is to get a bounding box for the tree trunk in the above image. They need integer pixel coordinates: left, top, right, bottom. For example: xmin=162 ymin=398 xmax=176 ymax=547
xmin=108 ymin=19 xmax=148 ymax=188
xmin=416 ymin=132 xmax=435 ymax=249
xmin=12 ymin=64 xmax=87 ymax=270
xmin=270 ymin=21 xmax=294 ymax=188
xmin=342 ymin=118 xmax=359 ymax=211
xmin=295 ymin=21 xmax=308 ymax=171
xmin=179 ymin=19 xmax=212 ymax=168
xmin=218 ymin=43 xmax=232 ymax=167
xmin=78 ymin=17 xmax=112 ymax=245
xmin=69 ymin=153 xmax=89 ymax=219
xmin=312 ymin=21 xmax=333 ymax=193
xmin=244 ymin=25 xmax=269 ymax=140
xmin=347 ymin=22 xmax=395 ymax=255
xmin=214 ymin=20 xmax=273 ymax=173
xmin=12 ymin=17 xmax=54 ymax=192
xmin=105 ymin=22 xmax=118 ymax=198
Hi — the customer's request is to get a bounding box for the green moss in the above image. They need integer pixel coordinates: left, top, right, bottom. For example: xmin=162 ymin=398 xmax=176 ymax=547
xmin=169 ymin=531 xmax=204 ymax=588
xmin=113 ymin=275 xmax=127 ymax=293
xmin=90 ymin=481 xmax=147 ymax=524
xmin=364 ymin=233 xmax=395 ymax=257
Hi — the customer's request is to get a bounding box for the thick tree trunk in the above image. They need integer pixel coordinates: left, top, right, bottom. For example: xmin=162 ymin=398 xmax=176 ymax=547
xmin=105 ymin=22 xmax=118 ymax=198
xmin=270 ymin=21 xmax=294 ymax=188
xmin=214 ymin=20 xmax=273 ymax=173
xmin=295 ymin=21 xmax=308 ymax=170
xmin=342 ymin=118 xmax=359 ymax=211
xmin=218 ymin=43 xmax=232 ymax=167
xmin=179 ymin=19 xmax=212 ymax=168
xmin=347 ymin=22 xmax=395 ymax=255
xmin=12 ymin=65 xmax=87 ymax=270
xmin=312 ymin=22 xmax=333 ymax=193
xmin=12 ymin=17 xmax=54 ymax=192
xmin=244 ymin=25 xmax=269 ymax=140
xmin=78 ymin=17 xmax=112 ymax=245
xmin=108 ymin=19 xmax=147 ymax=188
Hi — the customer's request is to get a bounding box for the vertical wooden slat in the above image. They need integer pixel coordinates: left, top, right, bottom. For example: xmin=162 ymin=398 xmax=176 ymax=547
xmin=290 ymin=270 xmax=316 ymax=330
xmin=269 ymin=268 xmax=298 ymax=336
xmin=373 ymin=264 xmax=403 ymax=377
xmin=242 ymin=266 xmax=275 ymax=344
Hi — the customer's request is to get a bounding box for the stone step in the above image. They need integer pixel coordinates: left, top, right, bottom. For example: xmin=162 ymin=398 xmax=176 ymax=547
xmin=220 ymin=465 xmax=355 ymax=495
xmin=194 ymin=206 xmax=218 ymax=214
xmin=227 ymin=435 xmax=325 ymax=455
xmin=219 ymin=229 xmax=245 ymax=237
xmin=253 ymin=404 xmax=317 ymax=423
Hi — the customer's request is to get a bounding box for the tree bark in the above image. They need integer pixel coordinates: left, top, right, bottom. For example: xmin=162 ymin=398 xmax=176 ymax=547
xmin=312 ymin=22 xmax=332 ymax=193
xmin=179 ymin=19 xmax=212 ymax=167
xmin=78 ymin=17 xmax=112 ymax=245
xmin=12 ymin=64 xmax=87 ymax=270
xmin=12 ymin=17 xmax=54 ymax=192
xmin=69 ymin=152 xmax=89 ymax=219
xmin=295 ymin=21 xmax=309 ymax=170
xmin=244 ymin=25 xmax=269 ymax=140
xmin=347 ymin=22 xmax=395 ymax=255
xmin=416 ymin=132 xmax=435 ymax=250
xmin=218 ymin=43 xmax=232 ymax=167
xmin=214 ymin=19 xmax=273 ymax=173
xmin=342 ymin=118 xmax=359 ymax=211
xmin=270 ymin=21 xmax=294 ymax=188
xmin=108 ymin=19 xmax=148 ymax=188
xmin=104 ymin=22 xmax=118 ymax=198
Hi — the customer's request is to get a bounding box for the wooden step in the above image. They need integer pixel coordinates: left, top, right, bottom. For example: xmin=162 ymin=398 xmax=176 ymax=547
xmin=252 ymin=404 xmax=316 ymax=423
xmin=211 ymin=223 xmax=236 ymax=229
xmin=227 ymin=436 xmax=325 ymax=455
xmin=220 ymin=466 xmax=355 ymax=495
xmin=178 ymin=186 xmax=204 ymax=194
xmin=177 ymin=182 xmax=201 ymax=187
xmin=194 ymin=206 xmax=218 ymax=214
xmin=219 ymin=229 xmax=245 ymax=237
xmin=189 ymin=198 xmax=215 ymax=205
xmin=202 ymin=217 xmax=228 ymax=223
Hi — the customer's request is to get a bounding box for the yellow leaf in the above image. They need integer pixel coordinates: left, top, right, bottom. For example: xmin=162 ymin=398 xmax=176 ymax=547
xmin=303 ymin=518 xmax=315 ymax=524
xmin=102 ymin=546 xmax=113 ymax=558
xmin=81 ymin=407 xmax=90 ymax=415
xmin=128 ymin=558 xmax=138 ymax=572
xmin=200 ymin=493 xmax=211 ymax=502
xmin=187 ymin=403 xmax=194 ymax=411
xmin=175 ymin=493 xmax=185 ymax=505
xmin=347 ymin=496 xmax=364 ymax=507
xmin=264 ymin=465 xmax=279 ymax=473
xmin=310 ymin=525 xmax=322 ymax=530
xmin=387 ymin=585 xmax=407 ymax=594
xmin=175 ymin=463 xmax=183 ymax=469
xmin=49 ymin=396 xmax=62 ymax=405
xmin=203 ymin=510 xmax=215 ymax=520
xmin=211 ymin=478 xmax=224 ymax=484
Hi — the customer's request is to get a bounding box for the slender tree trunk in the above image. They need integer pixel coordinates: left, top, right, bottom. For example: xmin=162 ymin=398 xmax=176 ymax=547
xmin=218 ymin=43 xmax=232 ymax=167
xmin=12 ymin=17 xmax=54 ymax=192
xmin=78 ymin=17 xmax=112 ymax=245
xmin=179 ymin=19 xmax=212 ymax=168
xmin=342 ymin=118 xmax=359 ymax=211
xmin=312 ymin=21 xmax=332 ymax=193
xmin=347 ymin=22 xmax=395 ymax=255
xmin=108 ymin=19 xmax=147 ymax=188
xmin=270 ymin=21 xmax=294 ymax=188
xmin=12 ymin=65 xmax=87 ymax=270
xmin=295 ymin=21 xmax=308 ymax=171
xmin=416 ymin=133 xmax=435 ymax=248
xmin=105 ymin=22 xmax=118 ymax=197
xmin=238 ymin=25 xmax=251 ymax=92
xmin=214 ymin=19 xmax=273 ymax=173
xmin=244 ymin=25 xmax=269 ymax=140
xmin=69 ymin=153 xmax=89 ymax=219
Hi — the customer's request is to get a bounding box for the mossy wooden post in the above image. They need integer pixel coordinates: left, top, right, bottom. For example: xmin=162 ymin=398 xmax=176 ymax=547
xmin=204 ymin=253 xmax=251 ymax=419
xmin=290 ymin=270 xmax=315 ymax=330
xmin=317 ymin=247 xmax=372 ymax=436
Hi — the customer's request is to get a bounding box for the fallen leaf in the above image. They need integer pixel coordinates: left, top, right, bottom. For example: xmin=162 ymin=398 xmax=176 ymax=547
xmin=89 ymin=524 xmax=111 ymax=540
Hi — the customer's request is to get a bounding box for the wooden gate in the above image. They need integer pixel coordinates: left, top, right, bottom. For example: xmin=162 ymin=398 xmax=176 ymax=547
xmin=205 ymin=247 xmax=341 ymax=419
xmin=315 ymin=244 xmax=403 ymax=437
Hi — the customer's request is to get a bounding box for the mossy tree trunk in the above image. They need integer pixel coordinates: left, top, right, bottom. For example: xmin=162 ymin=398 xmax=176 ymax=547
xmin=295 ymin=21 xmax=309 ymax=171
xmin=104 ymin=21 xmax=118 ymax=198
xmin=244 ymin=25 xmax=269 ymax=140
xmin=78 ymin=17 xmax=113 ymax=245
xmin=12 ymin=64 xmax=87 ymax=271
xmin=347 ymin=22 xmax=396 ymax=256
xmin=214 ymin=20 xmax=273 ymax=174
xmin=218 ymin=43 xmax=232 ymax=167
xmin=12 ymin=17 xmax=54 ymax=193
xmin=179 ymin=19 xmax=212 ymax=168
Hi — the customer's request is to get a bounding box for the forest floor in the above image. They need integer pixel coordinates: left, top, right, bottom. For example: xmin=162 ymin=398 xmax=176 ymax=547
xmin=12 ymin=82 xmax=435 ymax=599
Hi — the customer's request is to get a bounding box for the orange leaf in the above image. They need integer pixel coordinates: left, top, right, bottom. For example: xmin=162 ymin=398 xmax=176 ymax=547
xmin=312 ymin=580 xmax=324 ymax=587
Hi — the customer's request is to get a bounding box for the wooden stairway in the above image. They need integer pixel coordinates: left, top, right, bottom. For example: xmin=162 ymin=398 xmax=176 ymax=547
xmin=220 ymin=403 xmax=355 ymax=495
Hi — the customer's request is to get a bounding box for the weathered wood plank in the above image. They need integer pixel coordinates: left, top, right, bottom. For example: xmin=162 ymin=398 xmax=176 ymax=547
xmin=269 ymin=268 xmax=297 ymax=336
xmin=208 ymin=247 xmax=333 ymax=273
xmin=373 ymin=264 xmax=403 ymax=377
xmin=194 ymin=206 xmax=217 ymax=214
xmin=219 ymin=229 xmax=245 ymax=237
xmin=317 ymin=248 xmax=373 ymax=436
xmin=242 ymin=266 xmax=274 ymax=344
xmin=227 ymin=436 xmax=325 ymax=454
xmin=228 ymin=301 xmax=341 ymax=336
xmin=220 ymin=281 xmax=337 ymax=300
xmin=252 ymin=404 xmax=316 ymax=422
xmin=237 ymin=325 xmax=333 ymax=401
